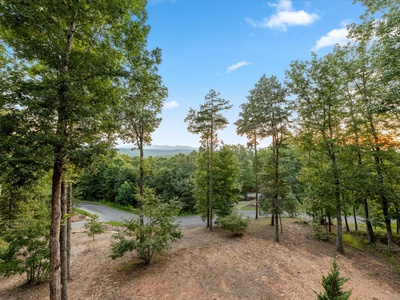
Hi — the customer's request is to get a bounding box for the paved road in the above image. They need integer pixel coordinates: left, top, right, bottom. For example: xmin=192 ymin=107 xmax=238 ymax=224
xmin=74 ymin=202 xmax=258 ymax=228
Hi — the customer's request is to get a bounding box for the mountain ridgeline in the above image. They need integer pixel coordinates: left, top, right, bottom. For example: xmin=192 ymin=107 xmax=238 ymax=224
xmin=116 ymin=145 xmax=198 ymax=157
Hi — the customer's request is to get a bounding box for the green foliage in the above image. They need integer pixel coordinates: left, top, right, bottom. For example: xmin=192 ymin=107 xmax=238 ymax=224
xmin=185 ymin=89 xmax=232 ymax=145
xmin=84 ymin=214 xmax=104 ymax=241
xmin=147 ymin=152 xmax=196 ymax=212
xmin=315 ymin=260 xmax=352 ymax=300
xmin=76 ymin=152 xmax=198 ymax=213
xmin=0 ymin=207 xmax=50 ymax=284
xmin=73 ymin=207 xmax=94 ymax=218
xmin=194 ymin=146 xmax=243 ymax=219
xmin=116 ymin=181 xmax=136 ymax=207
xmin=311 ymin=221 xmax=329 ymax=241
xmin=342 ymin=234 xmax=364 ymax=251
xmin=105 ymin=221 xmax=124 ymax=227
xmin=212 ymin=145 xmax=243 ymax=218
xmin=219 ymin=212 xmax=250 ymax=236
xmin=110 ymin=189 xmax=182 ymax=264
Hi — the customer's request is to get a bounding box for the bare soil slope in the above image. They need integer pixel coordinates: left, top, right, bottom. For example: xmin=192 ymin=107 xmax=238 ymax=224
xmin=1 ymin=218 xmax=399 ymax=300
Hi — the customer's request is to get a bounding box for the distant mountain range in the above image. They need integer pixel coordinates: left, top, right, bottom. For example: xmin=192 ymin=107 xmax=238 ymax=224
xmin=116 ymin=145 xmax=198 ymax=157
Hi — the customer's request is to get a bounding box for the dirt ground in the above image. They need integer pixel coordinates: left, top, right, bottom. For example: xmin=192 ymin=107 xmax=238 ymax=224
xmin=1 ymin=218 xmax=399 ymax=300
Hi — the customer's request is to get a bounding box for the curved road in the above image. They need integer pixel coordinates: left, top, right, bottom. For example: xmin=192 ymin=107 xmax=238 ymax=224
xmin=74 ymin=202 xmax=257 ymax=228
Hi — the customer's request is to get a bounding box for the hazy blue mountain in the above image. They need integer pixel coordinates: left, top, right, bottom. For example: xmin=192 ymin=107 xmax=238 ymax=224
xmin=116 ymin=145 xmax=198 ymax=157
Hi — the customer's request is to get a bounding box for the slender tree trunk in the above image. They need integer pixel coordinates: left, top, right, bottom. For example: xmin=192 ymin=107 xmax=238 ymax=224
xmin=67 ymin=184 xmax=72 ymax=280
xmin=355 ymin=135 xmax=374 ymax=241
xmin=328 ymin=212 xmax=332 ymax=233
xmin=353 ymin=205 xmax=358 ymax=231
xmin=280 ymin=215 xmax=283 ymax=233
xmin=363 ymin=197 xmax=375 ymax=243
xmin=362 ymin=198 xmax=375 ymax=242
xmin=332 ymin=152 xmax=344 ymax=253
xmin=335 ymin=199 xmax=344 ymax=253
xmin=274 ymin=214 xmax=279 ymax=242
xmin=369 ymin=119 xmax=393 ymax=247
xmin=50 ymin=21 xmax=74 ymax=300
xmin=209 ymin=133 xmax=214 ymax=231
xmin=273 ymin=135 xmax=280 ymax=242
xmin=344 ymin=210 xmax=349 ymax=232
xmin=139 ymin=139 xmax=144 ymax=226
xmin=60 ymin=181 xmax=68 ymax=300
xmin=254 ymin=141 xmax=259 ymax=220
xmin=374 ymin=154 xmax=393 ymax=247
xmin=50 ymin=156 xmax=63 ymax=300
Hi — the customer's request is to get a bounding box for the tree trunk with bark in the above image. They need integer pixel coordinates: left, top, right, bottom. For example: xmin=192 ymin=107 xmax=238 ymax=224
xmin=139 ymin=139 xmax=144 ymax=226
xmin=254 ymin=140 xmax=259 ymax=220
xmin=353 ymin=205 xmax=358 ymax=231
xmin=328 ymin=213 xmax=332 ymax=233
xmin=209 ymin=129 xmax=214 ymax=231
xmin=331 ymin=151 xmax=344 ymax=253
xmin=374 ymin=154 xmax=393 ymax=247
xmin=363 ymin=199 xmax=375 ymax=243
xmin=67 ymin=184 xmax=72 ymax=280
xmin=50 ymin=157 xmax=63 ymax=300
xmin=60 ymin=181 xmax=68 ymax=300
xmin=273 ymin=135 xmax=280 ymax=242
xmin=274 ymin=214 xmax=279 ymax=242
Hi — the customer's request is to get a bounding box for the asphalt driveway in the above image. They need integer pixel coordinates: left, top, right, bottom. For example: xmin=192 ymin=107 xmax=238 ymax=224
xmin=73 ymin=201 xmax=257 ymax=228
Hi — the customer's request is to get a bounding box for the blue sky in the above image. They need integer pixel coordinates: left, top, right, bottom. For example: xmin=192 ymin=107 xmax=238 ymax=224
xmin=143 ymin=0 xmax=366 ymax=147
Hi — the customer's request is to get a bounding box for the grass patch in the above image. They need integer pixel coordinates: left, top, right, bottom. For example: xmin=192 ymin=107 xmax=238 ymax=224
xmin=98 ymin=200 xmax=138 ymax=213
xmin=237 ymin=201 xmax=256 ymax=211
xmin=357 ymin=222 xmax=400 ymax=238
xmin=380 ymin=250 xmax=400 ymax=275
xmin=73 ymin=207 xmax=94 ymax=218
xmin=105 ymin=221 xmax=124 ymax=227
xmin=342 ymin=233 xmax=365 ymax=251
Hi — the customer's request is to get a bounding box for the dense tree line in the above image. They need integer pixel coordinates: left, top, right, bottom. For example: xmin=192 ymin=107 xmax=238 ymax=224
xmin=75 ymin=151 xmax=198 ymax=212
xmin=75 ymin=145 xmax=257 ymax=215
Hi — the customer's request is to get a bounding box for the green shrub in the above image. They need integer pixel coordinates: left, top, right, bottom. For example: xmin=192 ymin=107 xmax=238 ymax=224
xmin=315 ymin=260 xmax=352 ymax=300
xmin=84 ymin=214 xmax=104 ymax=240
xmin=0 ymin=209 xmax=50 ymax=284
xmin=110 ymin=188 xmax=182 ymax=264
xmin=311 ymin=221 xmax=329 ymax=241
xmin=219 ymin=212 xmax=250 ymax=236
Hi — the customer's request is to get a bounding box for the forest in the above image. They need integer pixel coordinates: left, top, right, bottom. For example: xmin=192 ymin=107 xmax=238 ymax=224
xmin=0 ymin=0 xmax=399 ymax=299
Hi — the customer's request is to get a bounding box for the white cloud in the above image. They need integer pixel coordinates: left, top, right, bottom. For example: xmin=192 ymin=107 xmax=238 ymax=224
xmin=246 ymin=0 xmax=319 ymax=31
xmin=226 ymin=61 xmax=251 ymax=73
xmin=164 ymin=100 xmax=179 ymax=109
xmin=313 ymin=26 xmax=350 ymax=50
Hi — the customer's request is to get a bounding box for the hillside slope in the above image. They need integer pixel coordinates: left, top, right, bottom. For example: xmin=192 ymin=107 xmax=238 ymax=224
xmin=1 ymin=218 xmax=399 ymax=299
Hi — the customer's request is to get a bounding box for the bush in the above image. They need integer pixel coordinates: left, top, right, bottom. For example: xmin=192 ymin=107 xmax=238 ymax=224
xmin=311 ymin=221 xmax=329 ymax=241
xmin=315 ymin=260 xmax=352 ymax=300
xmin=84 ymin=214 xmax=104 ymax=241
xmin=0 ymin=209 xmax=50 ymax=284
xmin=110 ymin=188 xmax=182 ymax=264
xmin=219 ymin=212 xmax=250 ymax=236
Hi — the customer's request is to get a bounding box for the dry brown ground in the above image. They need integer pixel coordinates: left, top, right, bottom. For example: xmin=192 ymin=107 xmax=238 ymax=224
xmin=1 ymin=218 xmax=400 ymax=300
